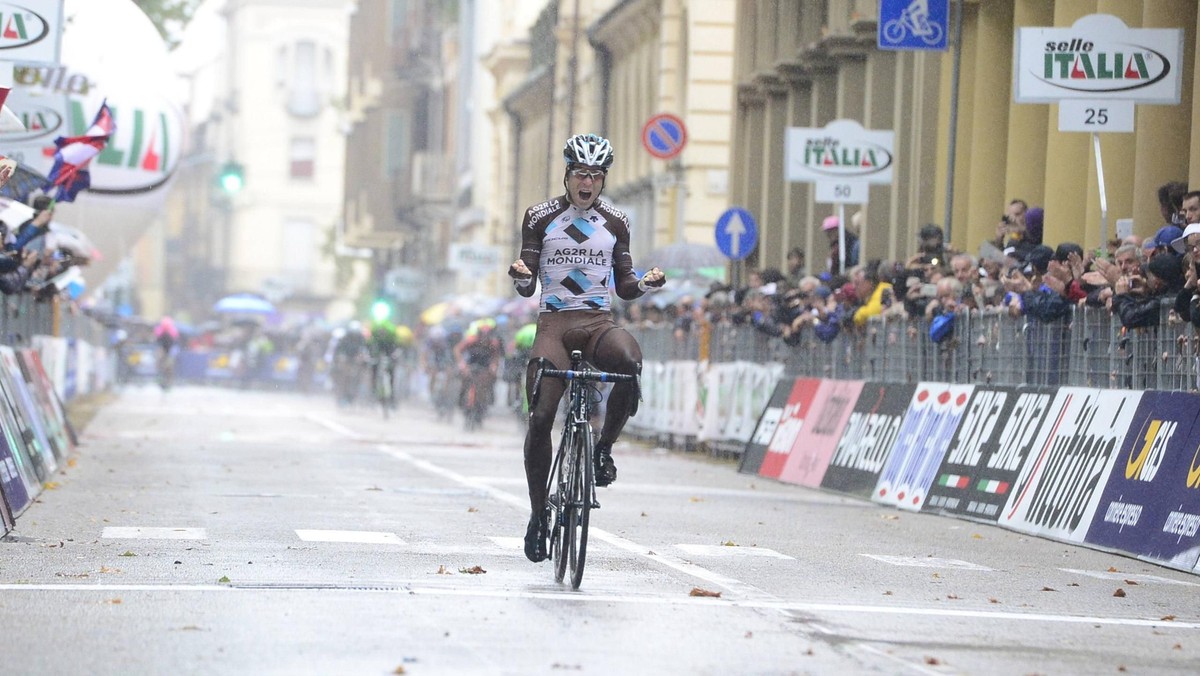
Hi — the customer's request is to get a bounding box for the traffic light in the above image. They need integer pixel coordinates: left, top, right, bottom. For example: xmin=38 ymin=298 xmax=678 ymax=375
xmin=370 ymin=298 xmax=392 ymax=322
xmin=217 ymin=161 xmax=245 ymax=194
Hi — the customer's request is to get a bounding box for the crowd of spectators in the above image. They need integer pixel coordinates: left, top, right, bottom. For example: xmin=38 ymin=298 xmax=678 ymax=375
xmin=0 ymin=194 xmax=90 ymax=303
xmin=619 ymin=183 xmax=1200 ymax=350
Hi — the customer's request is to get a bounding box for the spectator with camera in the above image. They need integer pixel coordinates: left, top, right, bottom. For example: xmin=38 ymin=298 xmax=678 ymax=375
xmin=1111 ymin=252 xmax=1184 ymax=329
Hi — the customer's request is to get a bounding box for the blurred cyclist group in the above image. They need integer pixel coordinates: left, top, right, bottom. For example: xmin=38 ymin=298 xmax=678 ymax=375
xmin=325 ymin=312 xmax=536 ymax=426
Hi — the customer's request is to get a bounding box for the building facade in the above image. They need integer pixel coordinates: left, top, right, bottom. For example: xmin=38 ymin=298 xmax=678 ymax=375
xmin=733 ymin=0 xmax=1200 ymax=274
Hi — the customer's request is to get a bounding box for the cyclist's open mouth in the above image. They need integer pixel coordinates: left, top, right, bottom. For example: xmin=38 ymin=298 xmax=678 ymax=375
xmin=577 ymin=189 xmax=594 ymax=202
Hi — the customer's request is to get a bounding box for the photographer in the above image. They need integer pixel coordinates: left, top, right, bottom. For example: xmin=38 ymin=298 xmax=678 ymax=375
xmin=1111 ymin=253 xmax=1183 ymax=329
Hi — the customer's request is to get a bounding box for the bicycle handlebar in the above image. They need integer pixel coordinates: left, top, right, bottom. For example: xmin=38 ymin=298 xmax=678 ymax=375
xmin=537 ymin=367 xmax=635 ymax=384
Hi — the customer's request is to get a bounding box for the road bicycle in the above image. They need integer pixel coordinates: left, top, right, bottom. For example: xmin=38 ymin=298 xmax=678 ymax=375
xmin=532 ymin=349 xmax=635 ymax=589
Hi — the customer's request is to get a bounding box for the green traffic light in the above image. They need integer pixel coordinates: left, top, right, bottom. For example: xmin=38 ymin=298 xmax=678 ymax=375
xmin=371 ymin=300 xmax=391 ymax=322
xmin=218 ymin=161 xmax=244 ymax=194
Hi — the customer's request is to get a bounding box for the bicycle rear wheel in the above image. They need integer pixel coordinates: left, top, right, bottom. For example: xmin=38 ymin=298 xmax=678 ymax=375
xmin=567 ymin=423 xmax=593 ymax=589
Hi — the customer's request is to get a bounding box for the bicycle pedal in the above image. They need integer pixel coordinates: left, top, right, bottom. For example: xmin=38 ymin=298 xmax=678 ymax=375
xmin=590 ymin=499 xmax=601 ymax=509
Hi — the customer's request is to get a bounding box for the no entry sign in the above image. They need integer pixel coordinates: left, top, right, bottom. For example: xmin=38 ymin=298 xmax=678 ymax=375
xmin=641 ymin=113 xmax=687 ymax=160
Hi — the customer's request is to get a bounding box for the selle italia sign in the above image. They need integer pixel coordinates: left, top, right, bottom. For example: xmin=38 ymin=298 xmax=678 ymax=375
xmin=1014 ymin=14 xmax=1182 ymax=104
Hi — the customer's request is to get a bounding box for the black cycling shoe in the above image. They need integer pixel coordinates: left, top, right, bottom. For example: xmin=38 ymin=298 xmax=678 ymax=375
xmin=595 ymin=443 xmax=617 ymax=487
xmin=524 ymin=513 xmax=548 ymax=563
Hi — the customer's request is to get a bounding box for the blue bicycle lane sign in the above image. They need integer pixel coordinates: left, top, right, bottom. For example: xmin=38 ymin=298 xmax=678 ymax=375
xmin=878 ymin=0 xmax=949 ymax=51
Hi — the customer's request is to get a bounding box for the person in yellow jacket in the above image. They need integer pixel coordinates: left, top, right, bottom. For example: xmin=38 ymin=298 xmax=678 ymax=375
xmin=851 ymin=261 xmax=896 ymax=327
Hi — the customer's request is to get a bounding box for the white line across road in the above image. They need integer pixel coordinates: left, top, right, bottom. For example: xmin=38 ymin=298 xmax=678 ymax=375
xmin=294 ymin=530 xmax=406 ymax=545
xmin=0 ymin=583 xmax=1194 ymax=631
xmin=101 ymin=527 xmax=207 ymax=540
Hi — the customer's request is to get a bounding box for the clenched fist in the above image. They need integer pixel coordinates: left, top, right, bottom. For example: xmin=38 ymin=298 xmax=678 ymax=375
xmin=509 ymin=259 xmax=532 ymax=280
xmin=641 ymin=267 xmax=666 ymax=288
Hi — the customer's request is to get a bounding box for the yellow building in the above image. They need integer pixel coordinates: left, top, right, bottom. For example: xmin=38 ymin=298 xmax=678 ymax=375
xmin=733 ymin=0 xmax=1199 ymax=274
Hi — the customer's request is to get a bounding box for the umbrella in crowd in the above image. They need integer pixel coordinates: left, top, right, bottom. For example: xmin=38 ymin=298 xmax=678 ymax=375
xmin=213 ymin=293 xmax=276 ymax=315
xmin=643 ymin=242 xmax=728 ymax=282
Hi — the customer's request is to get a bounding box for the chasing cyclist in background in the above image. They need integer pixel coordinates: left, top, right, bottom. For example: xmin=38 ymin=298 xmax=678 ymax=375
xmin=368 ymin=317 xmax=402 ymax=410
xmin=508 ymin=132 xmax=665 ymax=563
xmin=153 ymin=315 xmax=180 ymax=391
xmin=505 ymin=321 xmax=538 ymax=417
xmin=454 ymin=318 xmax=504 ymax=420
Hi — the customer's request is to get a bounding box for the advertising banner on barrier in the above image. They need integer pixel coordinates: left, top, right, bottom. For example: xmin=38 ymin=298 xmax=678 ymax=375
xmin=758 ymin=378 xmax=822 ymax=478
xmin=874 ymin=383 xmax=974 ymax=511
xmin=922 ymin=387 xmax=1055 ymax=521
xmin=738 ymin=379 xmax=793 ymax=475
xmin=22 ymin=349 xmax=76 ymax=449
xmin=0 ymin=349 xmax=51 ymax=485
xmin=777 ymin=379 xmax=864 ymax=487
xmin=0 ymin=426 xmax=31 ymax=520
xmin=998 ymin=388 xmax=1142 ymax=543
xmin=1085 ymin=392 xmax=1200 ymax=570
xmin=11 ymin=350 xmax=69 ymax=462
xmin=820 ymin=382 xmax=914 ymax=497
xmin=0 ymin=347 xmax=58 ymax=471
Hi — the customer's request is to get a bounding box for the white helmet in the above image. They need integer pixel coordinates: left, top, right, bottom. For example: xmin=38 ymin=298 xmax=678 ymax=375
xmin=563 ymin=133 xmax=614 ymax=169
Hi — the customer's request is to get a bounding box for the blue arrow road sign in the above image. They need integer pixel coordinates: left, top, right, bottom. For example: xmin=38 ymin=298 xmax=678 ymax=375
xmin=714 ymin=207 xmax=758 ymax=261
xmin=878 ymin=0 xmax=949 ymax=51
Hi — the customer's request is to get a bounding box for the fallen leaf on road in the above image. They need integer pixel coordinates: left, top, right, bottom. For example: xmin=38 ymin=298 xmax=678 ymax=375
xmin=689 ymin=497 xmax=704 ymax=503
xmin=1173 ymin=644 xmax=1182 ymax=650
xmin=883 ymin=591 xmax=893 ymax=596
xmin=1123 ymin=579 xmax=1139 ymax=585
xmin=67 ymin=458 xmax=77 ymax=468
xmin=218 ymin=576 xmax=231 ymax=583
xmin=924 ymin=656 xmax=940 ymax=665
xmin=1161 ymin=615 xmax=1177 ymax=621
xmin=43 ymin=482 xmax=60 ymax=490
xmin=459 ymin=566 xmax=486 ymax=575
xmin=1113 ymin=588 xmax=1126 ymax=598
xmin=1118 ymin=666 xmax=1126 ymax=672
xmin=931 ymin=573 xmax=941 ymax=579
xmin=1041 ymin=587 xmax=1057 ymax=592
xmin=106 ymin=598 xmax=122 ymax=605
xmin=689 ymin=587 xmax=721 ymax=598
xmin=804 ymin=648 xmax=814 ymax=656
xmin=640 ymin=512 xmax=648 ymax=517
xmin=119 ymin=551 xmax=137 ymax=557
xmin=880 ymin=514 xmax=899 ymax=520
xmin=744 ymin=631 xmax=752 ymax=638
xmin=946 ymin=594 xmax=960 ymax=600
xmin=99 ymin=566 xmax=120 ymax=574
xmin=366 ymin=486 xmax=382 ymax=491
xmin=437 ymin=565 xmax=450 ymax=575
xmin=722 ymin=540 xmax=737 ymax=547
xmin=393 ymin=667 xmax=406 ymax=674
xmin=181 ymin=625 xmax=204 ymax=631
xmin=1107 ymin=566 xmax=1119 ymax=572
xmin=466 ymin=507 xmax=479 ymax=513
xmin=1068 ymin=582 xmax=1080 ymax=587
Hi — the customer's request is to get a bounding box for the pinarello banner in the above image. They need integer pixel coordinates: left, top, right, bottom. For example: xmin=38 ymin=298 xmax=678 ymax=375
xmin=738 ymin=378 xmax=792 ymax=475
xmin=1085 ymin=391 xmax=1200 ymax=570
xmin=874 ymin=383 xmax=974 ymax=511
xmin=777 ymin=379 xmax=864 ymax=487
xmin=923 ymin=387 xmax=1056 ymax=521
xmin=820 ymin=382 xmax=915 ymax=497
xmin=758 ymin=378 xmax=822 ymax=478
xmin=998 ymin=387 xmax=1143 ymax=543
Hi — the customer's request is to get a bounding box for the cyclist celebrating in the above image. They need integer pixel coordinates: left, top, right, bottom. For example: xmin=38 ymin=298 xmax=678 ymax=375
xmin=508 ymin=132 xmax=665 ymax=563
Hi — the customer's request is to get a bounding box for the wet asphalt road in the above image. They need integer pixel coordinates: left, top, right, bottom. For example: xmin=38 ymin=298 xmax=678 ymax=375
xmin=0 ymin=384 xmax=1197 ymax=675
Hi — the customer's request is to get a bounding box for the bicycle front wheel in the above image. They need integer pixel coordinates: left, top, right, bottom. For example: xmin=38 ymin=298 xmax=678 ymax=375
xmin=567 ymin=423 xmax=593 ymax=590
xmin=551 ymin=427 xmax=573 ymax=583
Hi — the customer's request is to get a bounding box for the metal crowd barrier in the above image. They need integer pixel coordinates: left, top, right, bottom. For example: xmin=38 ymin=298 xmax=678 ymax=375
xmin=629 ymin=303 xmax=1198 ymax=392
xmin=0 ymin=294 xmax=57 ymax=347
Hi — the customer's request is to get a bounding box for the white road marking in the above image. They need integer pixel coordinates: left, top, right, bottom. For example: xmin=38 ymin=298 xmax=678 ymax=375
xmin=1 ymin=583 xmax=1196 ymax=630
xmin=862 ymin=554 xmax=993 ymax=571
xmin=295 ymin=530 xmax=405 ymax=545
xmin=101 ymin=527 xmax=207 ymax=540
xmin=1059 ymin=568 xmax=1200 ymax=586
xmin=676 ymin=544 xmax=794 ymax=559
